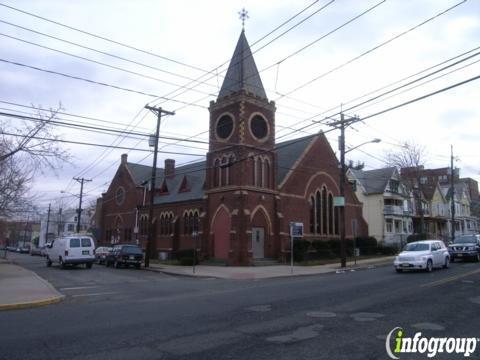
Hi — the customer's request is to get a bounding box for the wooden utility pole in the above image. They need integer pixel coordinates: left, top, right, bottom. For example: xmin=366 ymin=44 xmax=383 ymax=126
xmin=450 ymin=145 xmax=455 ymax=242
xmin=73 ymin=177 xmax=92 ymax=233
xmin=327 ymin=112 xmax=360 ymax=268
xmin=144 ymin=105 xmax=175 ymax=268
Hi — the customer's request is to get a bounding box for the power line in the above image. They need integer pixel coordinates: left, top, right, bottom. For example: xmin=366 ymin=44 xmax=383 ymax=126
xmin=0 ymin=2 xmax=211 ymax=74
xmin=274 ymin=0 xmax=467 ymax=102
xmin=0 ymin=58 xmax=208 ymax=109
xmin=1 ymin=130 xmax=207 ymax=156
xmin=0 ymin=32 xmax=217 ymax=98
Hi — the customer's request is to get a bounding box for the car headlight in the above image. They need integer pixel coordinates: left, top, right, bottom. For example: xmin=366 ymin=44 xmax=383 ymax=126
xmin=394 ymin=256 xmax=399 ymax=262
xmin=416 ymin=256 xmax=428 ymax=261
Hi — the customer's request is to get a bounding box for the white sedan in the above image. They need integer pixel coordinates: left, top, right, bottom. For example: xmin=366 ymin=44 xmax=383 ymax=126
xmin=394 ymin=240 xmax=450 ymax=273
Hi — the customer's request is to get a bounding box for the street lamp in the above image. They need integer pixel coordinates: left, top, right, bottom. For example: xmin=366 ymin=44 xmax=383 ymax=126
xmin=345 ymin=138 xmax=381 ymax=154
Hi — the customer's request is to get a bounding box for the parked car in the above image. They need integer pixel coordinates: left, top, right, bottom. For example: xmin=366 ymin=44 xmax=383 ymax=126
xmin=30 ymin=246 xmax=45 ymax=256
xmin=45 ymin=235 xmax=96 ymax=269
xmin=105 ymin=244 xmax=143 ymax=269
xmin=394 ymin=240 xmax=450 ymax=272
xmin=448 ymin=234 xmax=480 ymax=262
xmin=94 ymin=246 xmax=112 ymax=264
xmin=16 ymin=246 xmax=30 ymax=254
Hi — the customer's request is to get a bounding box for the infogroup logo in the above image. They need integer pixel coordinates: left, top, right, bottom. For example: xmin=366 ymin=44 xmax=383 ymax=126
xmin=385 ymin=327 xmax=479 ymax=359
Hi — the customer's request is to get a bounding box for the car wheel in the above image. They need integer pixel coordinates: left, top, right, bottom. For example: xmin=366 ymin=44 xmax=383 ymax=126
xmin=135 ymin=263 xmax=141 ymax=269
xmin=46 ymin=257 xmax=52 ymax=267
xmin=443 ymin=257 xmax=450 ymax=269
xmin=86 ymin=262 xmax=93 ymax=269
xmin=59 ymin=258 xmax=66 ymax=269
xmin=105 ymin=259 xmax=109 ymax=267
xmin=450 ymin=256 xmax=455 ymax=263
xmin=475 ymin=253 xmax=480 ymax=262
xmin=395 ymin=268 xmax=402 ymax=273
xmin=426 ymin=259 xmax=433 ymax=272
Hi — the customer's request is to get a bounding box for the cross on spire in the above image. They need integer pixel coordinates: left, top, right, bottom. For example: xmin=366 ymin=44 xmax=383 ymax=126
xmin=238 ymin=8 xmax=249 ymax=30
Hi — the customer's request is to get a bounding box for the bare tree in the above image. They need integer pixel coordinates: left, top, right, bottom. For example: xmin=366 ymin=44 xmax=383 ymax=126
xmin=385 ymin=141 xmax=428 ymax=234
xmin=0 ymin=105 xmax=70 ymax=217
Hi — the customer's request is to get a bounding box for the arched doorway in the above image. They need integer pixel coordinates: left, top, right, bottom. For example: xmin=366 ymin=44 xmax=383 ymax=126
xmin=211 ymin=206 xmax=231 ymax=260
xmin=251 ymin=206 xmax=270 ymax=259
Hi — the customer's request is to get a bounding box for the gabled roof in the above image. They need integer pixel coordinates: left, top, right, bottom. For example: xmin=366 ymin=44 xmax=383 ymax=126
xmin=218 ymin=30 xmax=267 ymax=100
xmin=350 ymin=167 xmax=396 ymax=195
xmin=275 ymin=135 xmax=316 ymax=185
xmin=125 ymin=161 xmax=206 ymax=205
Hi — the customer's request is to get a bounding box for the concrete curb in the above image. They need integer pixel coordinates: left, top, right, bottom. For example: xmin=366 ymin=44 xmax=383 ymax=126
xmin=0 ymin=260 xmax=66 ymax=311
xmin=0 ymin=295 xmax=65 ymax=311
xmin=144 ymin=258 xmax=394 ymax=280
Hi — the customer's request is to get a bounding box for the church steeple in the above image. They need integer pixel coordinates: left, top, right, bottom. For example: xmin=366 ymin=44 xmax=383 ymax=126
xmin=218 ymin=30 xmax=267 ymax=100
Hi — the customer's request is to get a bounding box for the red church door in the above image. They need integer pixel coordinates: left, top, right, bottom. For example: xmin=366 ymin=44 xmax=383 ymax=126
xmin=212 ymin=207 xmax=230 ymax=260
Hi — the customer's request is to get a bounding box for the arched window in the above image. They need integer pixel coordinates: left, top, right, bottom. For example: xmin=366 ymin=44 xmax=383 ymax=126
xmin=322 ymin=187 xmax=328 ymax=234
xmin=214 ymin=159 xmax=220 ymax=187
xmin=168 ymin=214 xmax=173 ymax=235
xmin=220 ymin=157 xmax=227 ymax=186
xmin=328 ymin=193 xmax=334 ymax=235
xmin=334 ymin=207 xmax=340 ymax=235
xmin=251 ymin=156 xmax=256 ymax=185
xmin=184 ymin=213 xmax=189 ymax=234
xmin=309 ymin=196 xmax=315 ymax=233
xmin=315 ymin=191 xmax=321 ymax=234
xmin=160 ymin=214 xmax=165 ymax=235
xmin=193 ymin=212 xmax=199 ymax=233
xmin=264 ymin=159 xmax=270 ymax=188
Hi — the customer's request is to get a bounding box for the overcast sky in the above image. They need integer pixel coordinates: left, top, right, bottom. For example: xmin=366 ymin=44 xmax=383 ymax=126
xmin=1 ymin=0 xmax=479 ymax=213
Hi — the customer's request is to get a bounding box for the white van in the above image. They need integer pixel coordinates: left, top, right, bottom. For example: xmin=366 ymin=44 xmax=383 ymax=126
xmin=45 ymin=234 xmax=95 ymax=269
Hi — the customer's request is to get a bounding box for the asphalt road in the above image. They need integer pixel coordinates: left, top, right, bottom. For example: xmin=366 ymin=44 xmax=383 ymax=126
xmin=1 ymin=253 xmax=480 ymax=360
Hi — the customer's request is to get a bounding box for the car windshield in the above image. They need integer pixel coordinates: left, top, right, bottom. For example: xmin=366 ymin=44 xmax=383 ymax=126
xmin=454 ymin=235 xmax=477 ymax=244
xmin=404 ymin=243 xmax=430 ymax=251
xmin=122 ymin=246 xmax=142 ymax=255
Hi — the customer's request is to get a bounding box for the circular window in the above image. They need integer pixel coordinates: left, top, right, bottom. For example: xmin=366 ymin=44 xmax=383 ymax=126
xmin=115 ymin=187 xmax=125 ymax=205
xmin=250 ymin=115 xmax=268 ymax=140
xmin=216 ymin=114 xmax=234 ymax=140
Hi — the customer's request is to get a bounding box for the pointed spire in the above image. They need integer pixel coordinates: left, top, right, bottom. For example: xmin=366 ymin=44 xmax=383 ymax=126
xmin=218 ymin=30 xmax=267 ymax=100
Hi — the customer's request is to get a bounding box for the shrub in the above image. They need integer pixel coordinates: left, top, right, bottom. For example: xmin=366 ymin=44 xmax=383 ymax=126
xmin=326 ymin=239 xmax=354 ymax=257
xmin=312 ymin=240 xmax=334 ymax=259
xmin=355 ymin=236 xmax=377 ymax=255
xmin=376 ymin=245 xmax=397 ymax=256
xmin=407 ymin=233 xmax=427 ymax=243
xmin=292 ymin=240 xmax=310 ymax=262
xmin=174 ymin=249 xmax=199 ymax=265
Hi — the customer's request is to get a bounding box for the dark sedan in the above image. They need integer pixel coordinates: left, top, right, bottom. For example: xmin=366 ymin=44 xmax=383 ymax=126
xmin=105 ymin=244 xmax=143 ymax=269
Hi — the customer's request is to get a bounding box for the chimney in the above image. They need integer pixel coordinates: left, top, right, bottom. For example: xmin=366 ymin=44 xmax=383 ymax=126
xmin=165 ymin=159 xmax=175 ymax=178
xmin=121 ymin=153 xmax=128 ymax=165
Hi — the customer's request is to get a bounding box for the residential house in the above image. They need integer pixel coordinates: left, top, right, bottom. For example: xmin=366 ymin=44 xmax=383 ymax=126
xmin=349 ymin=167 xmax=413 ymax=247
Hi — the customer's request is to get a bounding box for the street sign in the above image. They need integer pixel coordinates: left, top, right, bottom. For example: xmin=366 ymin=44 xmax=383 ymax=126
xmin=333 ymin=196 xmax=345 ymax=207
xmin=289 ymin=222 xmax=304 ymax=238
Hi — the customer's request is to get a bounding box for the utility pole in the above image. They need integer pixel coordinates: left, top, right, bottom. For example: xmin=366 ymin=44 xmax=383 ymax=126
xmin=144 ymin=105 xmax=175 ymax=268
xmin=73 ymin=177 xmax=92 ymax=233
xmin=450 ymin=145 xmax=455 ymax=243
xmin=327 ymin=112 xmax=359 ymax=268
xmin=46 ymin=203 xmax=51 ymax=244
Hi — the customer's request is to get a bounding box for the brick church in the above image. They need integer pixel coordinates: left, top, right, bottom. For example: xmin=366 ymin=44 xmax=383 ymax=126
xmin=98 ymin=30 xmax=368 ymax=265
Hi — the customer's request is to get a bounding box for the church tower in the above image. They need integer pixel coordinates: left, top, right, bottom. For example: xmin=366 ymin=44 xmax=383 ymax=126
xmin=205 ymin=29 xmax=278 ymax=265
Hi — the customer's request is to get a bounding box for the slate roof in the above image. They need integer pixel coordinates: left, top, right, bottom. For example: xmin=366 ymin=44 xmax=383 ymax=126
xmin=124 ymin=135 xmax=319 ymax=205
xmin=350 ymin=167 xmax=396 ymax=195
xmin=218 ymin=30 xmax=267 ymax=100
xmin=126 ymin=161 xmax=206 ymax=205
xmin=275 ymin=135 xmax=317 ymax=185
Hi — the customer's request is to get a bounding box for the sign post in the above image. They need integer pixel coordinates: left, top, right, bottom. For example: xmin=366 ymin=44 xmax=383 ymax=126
xmin=289 ymin=222 xmax=304 ymax=274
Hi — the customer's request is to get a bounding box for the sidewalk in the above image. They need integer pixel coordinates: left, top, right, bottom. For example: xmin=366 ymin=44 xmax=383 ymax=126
xmin=0 ymin=258 xmax=64 ymax=311
xmin=147 ymin=256 xmax=394 ymax=280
